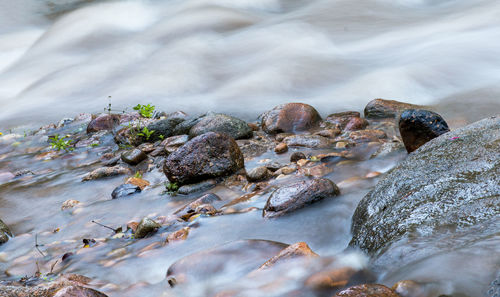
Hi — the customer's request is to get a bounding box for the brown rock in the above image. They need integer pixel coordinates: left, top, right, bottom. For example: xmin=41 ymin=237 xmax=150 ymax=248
xmin=61 ymin=200 xmax=80 ymax=210
xmin=258 ymin=242 xmax=319 ymax=270
xmin=163 ymin=132 xmax=244 ymax=185
xmin=392 ymin=280 xmax=426 ymax=297
xmin=324 ymin=111 xmax=361 ymax=129
xmin=284 ymin=135 xmax=332 ymax=148
xmin=290 ymin=152 xmax=307 ymax=163
xmin=335 ymin=284 xmax=400 ymax=297
xmin=305 ymin=267 xmax=357 ymax=290
xmin=126 ymin=177 xmax=150 ymax=190
xmin=314 ymin=129 xmax=341 ymax=138
xmin=174 ymin=193 xmax=222 ymax=220
xmin=246 ymin=166 xmax=272 ymax=182
xmin=274 ymin=142 xmax=288 ymax=154
xmin=82 ymin=166 xmax=131 ymax=181
xmin=344 ymin=117 xmax=369 ymax=131
xmin=121 ymin=148 xmax=147 ymax=165
xmin=263 ymin=178 xmax=340 ymax=218
xmin=53 ymin=285 xmax=108 ymax=297
xmin=261 ymin=103 xmax=321 ymax=134
xmin=247 ymin=123 xmax=260 ymax=131
xmin=364 ymin=98 xmax=421 ymax=119
xmin=87 ymin=113 xmax=120 ymax=133
xmin=165 ymin=227 xmax=190 ymax=244
xmin=349 ymin=130 xmax=387 ymax=143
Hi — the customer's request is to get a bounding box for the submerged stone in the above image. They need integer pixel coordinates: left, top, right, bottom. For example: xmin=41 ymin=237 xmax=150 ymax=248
xmin=399 ymin=109 xmax=450 ymax=153
xmin=111 ymin=184 xmax=141 ymax=199
xmin=258 ymin=242 xmax=319 ymax=270
xmin=135 ymin=218 xmax=161 ymax=239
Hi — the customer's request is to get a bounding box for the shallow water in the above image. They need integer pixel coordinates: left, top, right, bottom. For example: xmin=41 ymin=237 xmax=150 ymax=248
xmin=0 ymin=0 xmax=499 ymax=296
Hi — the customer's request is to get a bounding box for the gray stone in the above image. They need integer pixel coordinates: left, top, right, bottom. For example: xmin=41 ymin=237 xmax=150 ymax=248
xmin=177 ymin=179 xmax=216 ymax=195
xmin=135 ymin=218 xmax=161 ymax=239
xmin=283 ymin=135 xmax=332 ymax=148
xmin=246 ymin=166 xmax=271 ymax=182
xmin=146 ymin=117 xmax=185 ymax=142
xmin=111 ymin=184 xmax=141 ymax=199
xmin=189 ymin=113 xmax=253 ymax=140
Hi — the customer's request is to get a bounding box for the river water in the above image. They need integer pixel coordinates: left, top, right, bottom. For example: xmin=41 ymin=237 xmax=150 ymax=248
xmin=0 ymin=0 xmax=499 ymax=296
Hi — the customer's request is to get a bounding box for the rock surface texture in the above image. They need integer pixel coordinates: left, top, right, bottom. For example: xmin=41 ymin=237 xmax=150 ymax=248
xmin=364 ymin=98 xmax=421 ymax=119
xmin=163 ymin=132 xmax=244 ymax=185
xmin=189 ymin=113 xmax=253 ymax=139
xmin=350 ymin=116 xmax=500 ymax=275
xmin=399 ymin=109 xmax=450 ymax=153
xmin=261 ymin=103 xmax=321 ymax=134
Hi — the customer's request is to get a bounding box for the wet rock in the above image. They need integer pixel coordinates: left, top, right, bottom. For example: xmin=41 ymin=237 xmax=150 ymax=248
xmin=370 ymin=142 xmax=404 ymax=158
xmin=274 ymin=142 xmax=288 ymax=154
xmin=349 ymin=129 xmax=387 ymax=143
xmin=284 ymin=135 xmax=332 ymax=148
xmin=162 ymin=135 xmax=189 ymax=154
xmin=237 ymin=139 xmax=271 ymax=159
xmin=177 ymin=179 xmax=216 ymax=195
xmin=398 ymin=109 xmax=450 ymax=153
xmin=364 ymin=98 xmax=421 ymax=119
xmin=100 ymin=154 xmax=120 ymax=166
xmin=82 ymin=166 xmax=131 ymax=181
xmin=166 ymin=240 xmax=288 ymax=285
xmin=61 ymin=199 xmax=80 ymax=210
xmin=258 ymin=242 xmax=319 ymax=270
xmin=305 ymin=267 xmax=357 ymax=291
xmin=137 ymin=142 xmax=155 ymax=154
xmin=126 ymin=177 xmax=150 ymax=190
xmin=87 ymin=113 xmax=120 ymax=133
xmin=134 ymin=218 xmax=161 ymax=238
xmin=246 ymin=166 xmax=272 ymax=182
xmin=163 ymin=132 xmax=244 ymax=185
xmin=392 ymin=280 xmax=426 ymax=297
xmin=335 ymin=284 xmax=399 ymax=297
xmin=261 ymin=103 xmax=321 ymax=134
xmin=174 ymin=193 xmax=222 ymax=220
xmin=344 ymin=117 xmax=369 ymax=131
xmin=111 ymin=184 xmax=141 ymax=199
xmin=165 ymin=227 xmax=190 ymax=244
xmin=0 ymin=219 xmax=12 ymax=245
xmin=146 ymin=117 xmax=185 ymax=142
xmin=350 ymin=116 xmax=500 ymax=269
xmin=189 ymin=113 xmax=253 ymax=140
xmin=290 ymin=152 xmax=307 ymax=163
xmin=53 ymin=285 xmax=108 ymax=297
xmin=263 ymin=178 xmax=340 ymax=218
xmin=314 ymin=128 xmax=341 ymax=138
xmin=121 ymin=148 xmax=147 ymax=165
xmin=324 ymin=111 xmax=361 ymax=129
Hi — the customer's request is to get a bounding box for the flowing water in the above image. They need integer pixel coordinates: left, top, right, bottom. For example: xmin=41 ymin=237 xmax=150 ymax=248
xmin=0 ymin=0 xmax=499 ymax=296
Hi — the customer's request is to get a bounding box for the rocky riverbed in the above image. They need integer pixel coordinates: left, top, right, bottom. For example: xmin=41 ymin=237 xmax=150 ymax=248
xmin=0 ymin=99 xmax=498 ymax=297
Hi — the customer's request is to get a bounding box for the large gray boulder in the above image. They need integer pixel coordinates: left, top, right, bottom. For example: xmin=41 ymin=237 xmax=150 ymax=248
xmin=349 ymin=116 xmax=500 ymax=293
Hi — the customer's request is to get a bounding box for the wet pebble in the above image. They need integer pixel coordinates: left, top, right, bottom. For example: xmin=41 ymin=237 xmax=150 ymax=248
xmin=134 ymin=218 xmax=161 ymax=239
xmin=261 ymin=103 xmax=321 ymax=134
xmin=87 ymin=113 xmax=120 ymax=133
xmin=283 ymin=134 xmax=332 ymax=148
xmin=246 ymin=166 xmax=272 ymax=182
xmin=258 ymin=242 xmax=318 ymax=270
xmin=121 ymin=148 xmax=147 ymax=165
xmin=82 ymin=166 xmax=131 ymax=181
xmin=111 ymin=184 xmax=141 ymax=199
xmin=305 ymin=267 xmax=357 ymax=291
xmin=274 ymin=142 xmax=288 ymax=154
xmin=61 ymin=199 xmax=80 ymax=210
xmin=399 ymin=109 xmax=450 ymax=153
xmin=290 ymin=152 xmax=306 ymax=163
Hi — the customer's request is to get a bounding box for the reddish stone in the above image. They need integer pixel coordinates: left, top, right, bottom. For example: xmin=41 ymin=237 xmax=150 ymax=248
xmin=261 ymin=103 xmax=321 ymax=134
xmin=87 ymin=114 xmax=120 ymax=133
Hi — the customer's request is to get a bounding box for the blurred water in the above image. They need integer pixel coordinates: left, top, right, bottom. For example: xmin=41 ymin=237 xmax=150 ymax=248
xmin=0 ymin=0 xmax=499 ymax=130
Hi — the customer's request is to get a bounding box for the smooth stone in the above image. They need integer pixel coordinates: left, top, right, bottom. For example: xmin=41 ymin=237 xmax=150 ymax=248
xmin=81 ymin=166 xmax=131 ymax=181
xmin=399 ymin=109 xmax=450 ymax=153
xmin=283 ymin=135 xmax=332 ymax=148
xmin=189 ymin=113 xmax=253 ymax=140
xmin=261 ymin=103 xmax=321 ymax=134
xmin=135 ymin=218 xmax=161 ymax=239
xmin=163 ymin=132 xmax=244 ymax=185
xmin=177 ymin=179 xmax=216 ymax=195
xmin=324 ymin=111 xmax=361 ymax=130
xmin=246 ymin=166 xmax=272 ymax=182
xmin=263 ymin=178 xmax=340 ymax=218
xmin=121 ymin=148 xmax=147 ymax=165
xmin=274 ymin=142 xmax=288 ymax=154
xmin=344 ymin=117 xmax=369 ymax=131
xmin=111 ymin=184 xmax=141 ymax=199
xmin=258 ymin=242 xmax=319 ymax=270
xmin=87 ymin=113 xmax=120 ymax=133
xmin=290 ymin=152 xmax=307 ymax=163
xmin=364 ymin=98 xmax=421 ymax=119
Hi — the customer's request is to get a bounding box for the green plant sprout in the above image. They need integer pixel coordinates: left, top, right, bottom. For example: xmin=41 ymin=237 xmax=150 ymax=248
xmin=133 ymin=172 xmax=143 ymax=178
xmin=49 ymin=134 xmax=74 ymax=152
xmin=165 ymin=182 xmax=179 ymax=193
xmin=133 ymin=104 xmax=155 ymax=118
xmin=137 ymin=127 xmax=155 ymax=141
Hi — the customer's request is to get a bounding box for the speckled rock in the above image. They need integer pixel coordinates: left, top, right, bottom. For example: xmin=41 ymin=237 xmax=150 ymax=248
xmin=399 ymin=109 xmax=450 ymax=153
xmin=263 ymin=178 xmax=340 ymax=218
xmin=87 ymin=113 xmax=120 ymax=133
xmin=350 ymin=116 xmax=500 ymax=271
xmin=189 ymin=113 xmax=253 ymax=139
xmin=163 ymin=132 xmax=244 ymax=185
xmin=111 ymin=184 xmax=141 ymax=199
xmin=283 ymin=135 xmax=332 ymax=148
xmin=246 ymin=166 xmax=272 ymax=182
xmin=324 ymin=111 xmax=361 ymax=130
xmin=261 ymin=103 xmax=321 ymax=134
xmin=349 ymin=130 xmax=387 ymax=143
xmin=146 ymin=117 xmax=186 ymax=142
xmin=121 ymin=148 xmax=147 ymax=165
xmin=290 ymin=152 xmax=307 ymax=163
xmin=82 ymin=166 xmax=131 ymax=181
xmin=135 ymin=218 xmax=161 ymax=238
xmin=335 ymin=284 xmax=399 ymax=297
xmin=364 ymin=98 xmax=421 ymax=119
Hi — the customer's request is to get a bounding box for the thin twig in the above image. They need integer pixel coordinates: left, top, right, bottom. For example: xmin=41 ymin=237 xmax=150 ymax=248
xmin=91 ymin=220 xmax=116 ymax=232
xmin=35 ymin=234 xmax=45 ymax=257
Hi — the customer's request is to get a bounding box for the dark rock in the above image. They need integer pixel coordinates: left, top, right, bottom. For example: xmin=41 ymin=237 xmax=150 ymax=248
xmin=163 ymin=132 xmax=244 ymax=185
xmin=364 ymin=98 xmax=421 ymax=119
xmin=82 ymin=166 xmax=131 ymax=181
xmin=146 ymin=117 xmax=185 ymax=142
xmin=121 ymin=149 xmax=147 ymax=165
xmin=290 ymin=152 xmax=307 ymax=163
xmin=261 ymin=103 xmax=321 ymax=134
xmin=335 ymin=284 xmax=399 ymax=297
xmin=189 ymin=113 xmax=253 ymax=140
xmin=135 ymin=218 xmax=161 ymax=238
xmin=177 ymin=179 xmax=216 ymax=195
xmin=263 ymin=178 xmax=340 ymax=218
xmin=246 ymin=166 xmax=271 ymax=182
xmin=174 ymin=193 xmax=222 ymax=220
xmin=324 ymin=111 xmax=361 ymax=129
xmin=283 ymin=135 xmax=332 ymax=148
xmin=399 ymin=109 xmax=450 ymax=153
xmin=350 ymin=116 xmax=500 ymax=272
xmin=111 ymin=184 xmax=141 ymax=199
xmin=87 ymin=113 xmax=120 ymax=133
xmin=173 ymin=115 xmax=205 ymax=135
xmin=166 ymin=240 xmax=288 ymax=285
